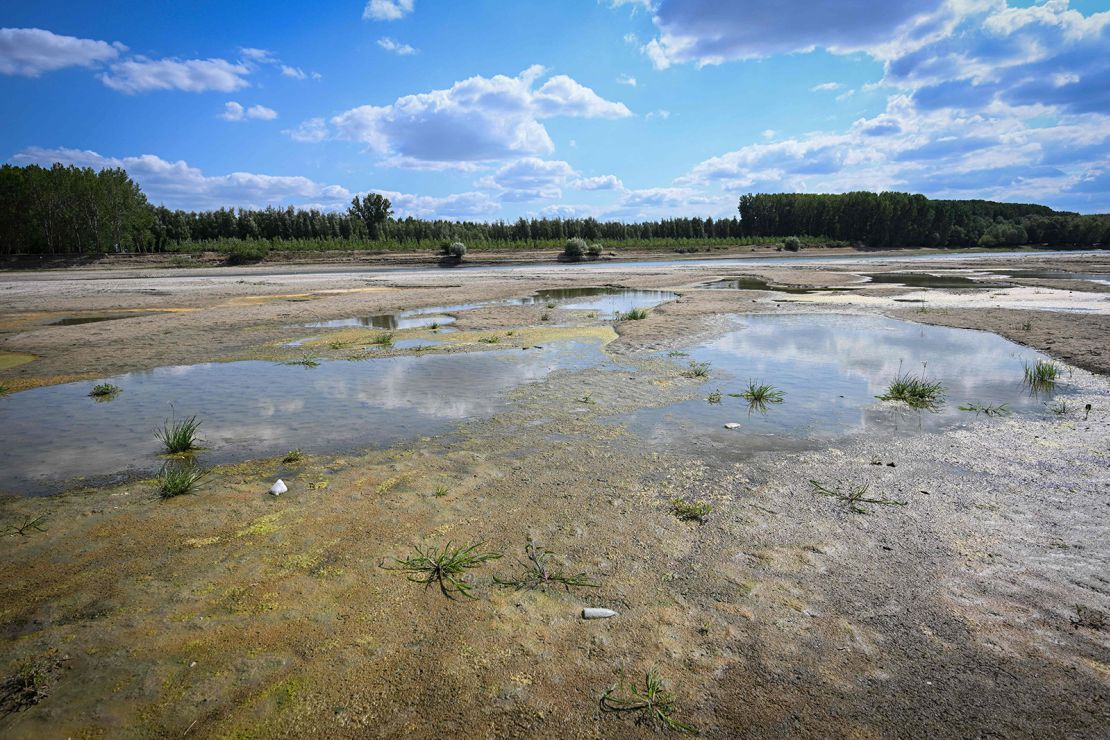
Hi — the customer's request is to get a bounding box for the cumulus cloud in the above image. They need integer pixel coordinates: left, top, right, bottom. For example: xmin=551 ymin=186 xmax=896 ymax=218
xmin=812 ymin=82 xmax=842 ymax=92
xmin=616 ymin=73 xmax=637 ymax=86
xmin=363 ymin=0 xmax=414 ymax=21
xmin=11 ymin=147 xmax=352 ymax=210
xmin=100 ymin=56 xmax=251 ymax=93
xmin=284 ymin=117 xmax=329 ymax=143
xmin=377 ymin=37 xmax=417 ymax=55
xmin=477 ymin=157 xmax=577 ymax=201
xmin=0 ymin=27 xmax=124 ymax=76
xmin=574 ymin=174 xmax=624 ymax=190
xmin=222 ymin=101 xmax=277 ymax=121
xmin=330 ymin=65 xmax=631 ymax=168
xmin=603 ymin=186 xmax=734 ymax=220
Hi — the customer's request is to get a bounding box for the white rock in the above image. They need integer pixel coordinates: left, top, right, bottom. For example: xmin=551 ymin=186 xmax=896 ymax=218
xmin=582 ymin=608 xmax=618 ymax=620
xmin=724 ymin=422 xmax=741 ymax=429
xmin=269 ymin=479 xmax=288 ymax=496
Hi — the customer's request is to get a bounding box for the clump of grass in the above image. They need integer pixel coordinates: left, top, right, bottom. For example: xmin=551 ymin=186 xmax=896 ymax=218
xmin=601 ymin=668 xmax=698 ymax=735
xmin=384 ymin=541 xmax=502 ymax=599
xmin=428 ymin=321 xmax=440 ymax=330
xmin=88 ymin=383 xmax=121 ymax=399
xmin=327 ymin=339 xmax=353 ymax=350
xmin=740 ymin=380 xmax=784 ymax=409
xmin=282 ymin=449 xmax=304 ymax=464
xmin=540 ymin=312 xmax=551 ymax=322
xmin=617 ymin=307 xmax=650 ymax=321
xmin=958 ymin=402 xmax=1010 ymax=417
xmin=284 ymin=354 xmax=319 ymax=367
xmin=577 ymin=391 xmax=595 ymax=405
xmin=0 ymin=383 xmax=10 ymax=396
xmin=433 ymin=485 xmax=449 ymax=498
xmin=810 ymin=480 xmax=906 ymax=514
xmin=1021 ymin=321 xmax=1033 ymax=331
xmin=1046 ymin=399 xmax=1069 ymax=416
xmin=156 ymin=413 xmax=201 ymax=454
xmin=1 ymin=512 xmax=48 ymax=537
xmin=157 ymin=463 xmax=208 ymax=499
xmin=683 ymin=360 xmax=711 ymax=379
xmin=1023 ymin=358 xmax=1062 ymax=390
xmin=877 ymin=365 xmax=945 ymax=409
xmin=667 ymin=350 xmax=688 ymax=358
xmin=478 ymin=335 xmax=501 ymax=344
xmin=671 ymin=497 xmax=712 ymax=523
xmin=371 ymin=332 xmax=394 ymax=347
xmin=495 ymin=541 xmax=598 ymax=591
xmin=545 ymin=301 xmax=556 ymax=309
xmin=706 ymin=389 xmax=722 ymax=404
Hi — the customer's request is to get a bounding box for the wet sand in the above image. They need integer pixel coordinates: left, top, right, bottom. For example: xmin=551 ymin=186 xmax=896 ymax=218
xmin=1 ymin=249 xmax=1108 ymax=737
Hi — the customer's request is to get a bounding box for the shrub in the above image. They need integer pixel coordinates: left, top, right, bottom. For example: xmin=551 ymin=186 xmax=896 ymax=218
xmin=587 ymin=242 xmax=603 ymax=257
xmin=225 ymin=242 xmax=269 ymax=265
xmin=444 ymin=241 xmax=467 ymax=259
xmin=563 ymin=237 xmax=587 ymax=259
xmin=783 ymin=236 xmax=802 ymax=252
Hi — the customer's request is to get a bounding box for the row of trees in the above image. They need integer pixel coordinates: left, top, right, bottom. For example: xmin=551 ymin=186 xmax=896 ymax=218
xmin=1 ymin=163 xmax=1106 ymax=256
xmin=737 ymin=192 xmax=1110 ymax=248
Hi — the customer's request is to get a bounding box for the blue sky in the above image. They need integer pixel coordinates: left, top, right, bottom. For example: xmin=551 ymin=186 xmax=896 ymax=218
xmin=2 ymin=0 xmax=1108 ymax=219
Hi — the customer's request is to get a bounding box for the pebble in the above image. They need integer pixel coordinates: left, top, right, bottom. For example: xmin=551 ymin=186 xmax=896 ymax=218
xmin=724 ymin=422 xmax=741 ymax=429
xmin=582 ymin=608 xmax=618 ymax=620
xmin=269 ymin=479 xmax=288 ymax=496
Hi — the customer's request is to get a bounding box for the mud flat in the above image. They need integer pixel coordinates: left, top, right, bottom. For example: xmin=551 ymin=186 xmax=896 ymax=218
xmin=0 ymin=250 xmax=1107 ymax=737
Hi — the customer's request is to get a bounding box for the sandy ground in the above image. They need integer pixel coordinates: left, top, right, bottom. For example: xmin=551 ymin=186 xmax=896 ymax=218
xmin=0 ymin=249 xmax=1108 ymax=737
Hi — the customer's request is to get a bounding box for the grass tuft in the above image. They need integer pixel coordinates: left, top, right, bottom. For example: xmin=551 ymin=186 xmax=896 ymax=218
xmin=156 ymin=413 xmax=201 ymax=454
xmin=601 ymin=668 xmax=698 ymax=735
xmin=671 ymin=497 xmax=712 ymax=523
xmin=384 ymin=541 xmax=502 ymax=599
xmin=617 ymin=307 xmax=650 ymax=321
xmin=877 ymin=365 xmax=945 ymax=409
xmin=282 ymin=449 xmax=305 ymax=464
xmin=478 ymin=335 xmax=501 ymax=344
xmin=683 ymin=360 xmax=711 ymax=379
xmin=157 ymin=463 xmax=208 ymax=499
xmin=741 ymin=380 xmax=784 ymax=414
xmin=433 ymin=485 xmax=449 ymax=498
xmin=89 ymin=383 xmax=121 ymax=399
xmin=958 ymin=402 xmax=1010 ymax=417
xmin=706 ymin=389 xmax=722 ymax=404
xmin=371 ymin=333 xmax=394 ymax=347
xmin=1 ymin=512 xmax=49 ymax=537
xmin=540 ymin=312 xmax=551 ymax=322
xmin=284 ymin=354 xmax=320 ymax=367
xmin=1023 ymin=359 xmax=1062 ymax=391
xmin=495 ymin=541 xmax=598 ymax=591
xmin=810 ymin=480 xmax=906 ymax=514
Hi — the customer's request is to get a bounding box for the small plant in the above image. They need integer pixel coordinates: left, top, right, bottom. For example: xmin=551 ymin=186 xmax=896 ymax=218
xmin=577 ymin=392 xmax=595 ymax=405
xmin=782 ymin=236 xmax=802 ymax=252
xmin=285 ymin=354 xmax=320 ymax=367
xmin=428 ymin=321 xmax=440 ymax=330
xmin=617 ymin=307 xmax=650 ymax=321
xmin=1 ymin=512 xmax=48 ymax=537
xmin=328 ymin=339 xmax=353 ymax=350
xmin=683 ymin=361 xmax=711 ymax=379
xmin=157 ymin=463 xmax=208 ymax=499
xmin=1023 ymin=359 xmax=1062 ymax=390
xmin=666 ymin=350 xmax=688 ymax=358
xmin=706 ymin=389 xmax=722 ymax=404
xmin=540 ymin=312 xmax=551 ymax=322
xmin=384 ymin=541 xmax=503 ymax=599
xmin=1021 ymin=321 xmax=1033 ymax=331
xmin=741 ymin=380 xmax=784 ymax=405
xmin=958 ymin=402 xmax=1010 ymax=416
xmin=444 ymin=241 xmax=467 ymax=259
xmin=282 ymin=449 xmax=304 ymax=464
xmin=0 ymin=661 xmax=51 ymax=714
xmin=671 ymin=497 xmax=712 ymax=523
xmin=433 ymin=485 xmax=449 ymax=498
xmin=371 ymin=333 xmax=395 ymax=347
xmin=88 ymin=383 xmax=121 ymax=399
xmin=545 ymin=302 xmax=557 ymax=309
xmin=0 ymin=383 xmax=10 ymax=396
xmin=156 ymin=413 xmax=201 ymax=454
xmin=587 ymin=242 xmax=603 ymax=257
xmin=601 ymin=668 xmax=698 ymax=735
xmin=563 ymin=237 xmax=588 ymax=259
xmin=506 ymin=330 xmax=514 ymax=336
xmin=878 ymin=364 xmax=945 ymax=409
xmin=495 ymin=541 xmax=598 ymax=591
xmin=810 ymin=480 xmax=906 ymax=514
xmin=478 ymin=335 xmax=501 ymax=344
xmin=1046 ymin=399 xmax=1069 ymax=416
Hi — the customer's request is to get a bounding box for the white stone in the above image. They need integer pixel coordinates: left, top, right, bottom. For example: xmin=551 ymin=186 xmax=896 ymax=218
xmin=582 ymin=608 xmax=618 ymax=620
xmin=269 ymin=479 xmax=288 ymax=496
xmin=724 ymin=423 xmax=741 ymax=429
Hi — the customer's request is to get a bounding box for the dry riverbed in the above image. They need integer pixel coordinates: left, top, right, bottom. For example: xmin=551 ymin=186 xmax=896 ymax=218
xmin=1 ymin=250 xmax=1108 ymax=737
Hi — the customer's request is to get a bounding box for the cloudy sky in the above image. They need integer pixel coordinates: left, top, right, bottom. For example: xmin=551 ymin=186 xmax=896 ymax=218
xmin=2 ymin=0 xmax=1108 ymax=219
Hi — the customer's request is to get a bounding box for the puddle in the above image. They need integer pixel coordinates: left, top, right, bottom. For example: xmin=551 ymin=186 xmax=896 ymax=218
xmin=613 ymin=314 xmax=1063 ymax=461
xmin=987 ymin=269 xmax=1110 ymax=285
xmin=702 ymin=277 xmax=833 ymax=294
xmin=515 ymin=287 xmax=677 ymax=317
xmin=861 ymin=272 xmax=990 ymax=289
xmin=51 ymin=313 xmax=145 ymax=326
xmin=306 ymin=313 xmax=457 ymax=330
xmin=283 ymin=336 xmax=320 ymax=347
xmin=0 ymin=340 xmax=609 ymax=495
xmin=392 ymin=339 xmax=445 ymax=349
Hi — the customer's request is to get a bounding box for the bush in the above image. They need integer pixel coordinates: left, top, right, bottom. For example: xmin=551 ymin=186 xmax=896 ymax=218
xmin=225 ymin=242 xmax=269 ymax=264
xmin=587 ymin=242 xmax=603 ymax=257
xmin=563 ymin=237 xmax=587 ymax=259
xmin=444 ymin=241 xmax=467 ymax=259
xmin=783 ymin=236 xmax=802 ymax=252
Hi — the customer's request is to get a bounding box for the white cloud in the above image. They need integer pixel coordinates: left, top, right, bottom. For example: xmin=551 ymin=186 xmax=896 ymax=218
xmin=377 ymin=37 xmax=417 ymax=55
xmin=812 ymin=81 xmax=841 ymax=92
xmin=247 ymin=104 xmax=277 ymax=120
xmin=100 ymin=56 xmax=251 ymax=93
xmin=0 ymin=27 xmax=124 ymax=76
xmin=239 ymin=47 xmax=277 ymax=64
xmin=477 ymin=157 xmax=577 ymax=201
xmin=281 ymin=65 xmax=306 ymax=79
xmin=574 ymin=174 xmax=624 ymax=191
xmin=11 ymin=147 xmax=352 ymax=210
xmin=377 ymin=189 xmax=500 ymax=219
xmin=284 ymin=117 xmax=329 ymax=142
xmin=645 ymin=109 xmax=671 ymax=120
xmin=221 ymin=101 xmax=245 ymax=121
xmin=363 ymin=0 xmax=414 ymax=21
xmin=616 ymin=73 xmax=637 ymax=86
xmin=330 ymin=65 xmax=631 ymax=168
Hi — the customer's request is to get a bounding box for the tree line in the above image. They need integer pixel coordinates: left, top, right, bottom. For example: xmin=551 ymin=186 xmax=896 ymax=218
xmin=1 ymin=163 xmax=1106 ymax=256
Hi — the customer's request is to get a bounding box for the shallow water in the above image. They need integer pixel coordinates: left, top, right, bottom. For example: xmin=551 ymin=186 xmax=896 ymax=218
xmin=613 ymin=314 xmax=1063 ymax=460
xmin=987 ymin=269 xmax=1110 ymax=285
xmin=0 ymin=340 xmax=609 ymax=495
xmin=702 ymin=277 xmax=831 ymax=294
xmin=305 ymin=312 xmax=458 ymax=330
xmin=862 ymin=272 xmax=989 ymax=289
xmin=516 ymin=287 xmax=677 ymax=317
xmin=51 ymin=313 xmax=144 ymax=326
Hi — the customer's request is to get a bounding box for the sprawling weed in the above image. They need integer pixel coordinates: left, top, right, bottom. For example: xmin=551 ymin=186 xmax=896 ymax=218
xmin=1 ymin=512 xmax=48 ymax=537
xmin=282 ymin=449 xmax=305 ymax=464
xmin=156 ymin=413 xmax=201 ymax=454
xmin=810 ymin=480 xmax=906 ymax=514
xmin=601 ymin=668 xmax=698 ymax=735
xmin=88 ymin=383 xmax=121 ymax=399
xmin=958 ymin=402 xmax=1010 ymax=416
xmin=495 ymin=541 xmax=598 ymax=591
xmin=384 ymin=541 xmax=502 ymax=599
xmin=671 ymin=497 xmax=712 ymax=523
